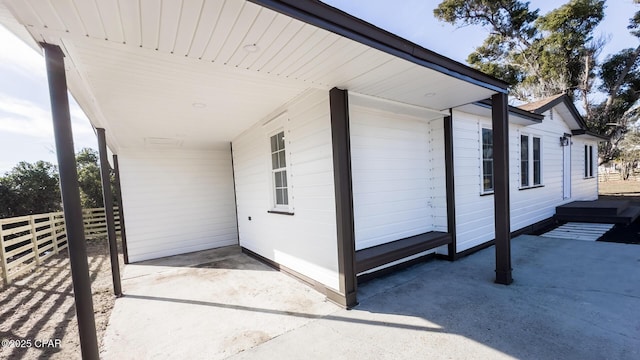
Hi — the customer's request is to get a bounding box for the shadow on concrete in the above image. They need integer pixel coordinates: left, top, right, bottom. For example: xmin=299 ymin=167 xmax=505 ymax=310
xmin=348 ymin=235 xmax=640 ymax=360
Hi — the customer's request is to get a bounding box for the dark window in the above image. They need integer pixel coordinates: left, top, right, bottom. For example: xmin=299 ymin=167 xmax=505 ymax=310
xmin=482 ymin=128 xmax=493 ymax=192
xmin=521 ymin=135 xmax=529 ymax=187
xmin=533 ymin=137 xmax=541 ymax=185
xmin=585 ymin=145 xmax=594 ymax=178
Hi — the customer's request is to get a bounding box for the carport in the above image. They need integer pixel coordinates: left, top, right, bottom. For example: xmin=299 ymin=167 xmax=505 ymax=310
xmin=1 ymin=1 xmax=513 ymax=358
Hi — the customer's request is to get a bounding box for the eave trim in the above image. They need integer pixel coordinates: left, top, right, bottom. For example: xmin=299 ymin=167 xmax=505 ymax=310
xmin=249 ymin=0 xmax=509 ymax=94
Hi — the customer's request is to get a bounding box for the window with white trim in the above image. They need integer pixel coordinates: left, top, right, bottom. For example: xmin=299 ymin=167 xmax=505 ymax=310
xmin=520 ymin=134 xmax=542 ymax=188
xmin=520 ymin=135 xmax=529 ymax=187
xmin=533 ymin=137 xmax=541 ymax=185
xmin=270 ymin=131 xmax=288 ymax=207
xmin=584 ymin=145 xmax=594 ymax=178
xmin=482 ymin=128 xmax=493 ymax=193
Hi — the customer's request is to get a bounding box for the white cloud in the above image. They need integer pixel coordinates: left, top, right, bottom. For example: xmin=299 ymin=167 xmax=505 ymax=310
xmin=0 ymin=93 xmax=96 ymax=147
xmin=0 ymin=94 xmax=53 ymax=138
xmin=0 ymin=25 xmax=46 ymax=80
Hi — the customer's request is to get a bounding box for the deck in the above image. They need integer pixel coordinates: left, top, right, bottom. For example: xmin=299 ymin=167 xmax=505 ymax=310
xmin=555 ymin=200 xmax=640 ymax=225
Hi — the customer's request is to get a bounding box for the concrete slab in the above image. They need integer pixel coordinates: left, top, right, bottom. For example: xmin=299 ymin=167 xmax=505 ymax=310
xmin=100 ymin=246 xmax=340 ymax=359
xmin=102 ymin=237 xmax=640 ymax=360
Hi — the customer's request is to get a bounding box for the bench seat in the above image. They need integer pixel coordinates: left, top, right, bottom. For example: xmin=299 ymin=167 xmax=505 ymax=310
xmin=355 ymin=231 xmax=452 ymax=274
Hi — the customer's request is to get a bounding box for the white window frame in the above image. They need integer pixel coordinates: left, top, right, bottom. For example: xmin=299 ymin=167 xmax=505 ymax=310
xmin=480 ymin=126 xmax=494 ymax=195
xmin=269 ymin=129 xmax=291 ymax=211
xmin=519 ymin=133 xmax=543 ymax=189
xmin=262 ymin=111 xmax=293 ymax=213
xmin=584 ymin=144 xmax=595 ymax=178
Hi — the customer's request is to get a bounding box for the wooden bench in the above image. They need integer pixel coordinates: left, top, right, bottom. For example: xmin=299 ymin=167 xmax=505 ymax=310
xmin=355 ymin=231 xmax=452 ymax=274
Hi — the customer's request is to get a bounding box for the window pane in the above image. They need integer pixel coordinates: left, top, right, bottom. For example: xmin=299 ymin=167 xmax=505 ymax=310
xmin=275 ymin=171 xmax=283 ymax=187
xmin=272 ymin=153 xmax=279 ymax=169
xmin=482 ymin=129 xmax=493 ymax=192
xmin=270 ymin=135 xmax=277 ymax=152
xmin=482 ymin=128 xmax=492 ymax=145
xmin=584 ymin=145 xmax=588 ymax=177
xmin=282 ymin=189 xmax=288 ymax=205
xmin=589 ymin=146 xmax=593 ymax=176
xmin=521 ymin=135 xmax=529 ymax=187
xmin=277 ymin=132 xmax=285 ymax=151
xmin=276 ymin=189 xmax=284 ymax=205
xmin=533 ymin=137 xmax=541 ymax=185
xmin=533 ymin=137 xmax=540 ymax=161
xmin=279 ymin=151 xmax=286 ymax=169
xmin=281 ymin=170 xmax=287 ymax=187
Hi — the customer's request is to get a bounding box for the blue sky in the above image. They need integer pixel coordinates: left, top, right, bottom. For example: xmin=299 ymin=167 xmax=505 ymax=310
xmin=0 ymin=0 xmax=637 ymax=174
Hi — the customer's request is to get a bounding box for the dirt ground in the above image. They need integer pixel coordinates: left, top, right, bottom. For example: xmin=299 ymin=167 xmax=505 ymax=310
xmin=598 ymin=180 xmax=640 ymax=245
xmin=0 ymin=237 xmax=123 ymax=359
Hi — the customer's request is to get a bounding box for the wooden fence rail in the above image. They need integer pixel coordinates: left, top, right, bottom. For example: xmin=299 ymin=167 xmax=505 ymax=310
xmin=0 ymin=207 xmax=120 ymax=285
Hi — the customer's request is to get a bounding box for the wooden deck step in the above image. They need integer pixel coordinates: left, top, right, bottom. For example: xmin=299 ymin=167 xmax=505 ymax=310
xmin=555 ymin=200 xmax=640 ymax=225
xmin=556 ymin=200 xmax=630 ymax=216
xmin=355 ymin=231 xmax=451 ymax=274
xmin=541 ymin=222 xmax=615 ymax=241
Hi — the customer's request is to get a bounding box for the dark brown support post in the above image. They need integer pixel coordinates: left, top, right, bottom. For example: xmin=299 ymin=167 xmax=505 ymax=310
xmin=491 ymin=92 xmax=513 ymax=285
xmin=443 ymin=111 xmax=457 ymax=260
xmin=43 ymin=43 xmax=99 ymax=360
xmin=329 ymin=87 xmax=357 ymax=308
xmin=112 ymin=155 xmax=130 ymax=264
xmin=97 ymin=128 xmax=122 ymax=296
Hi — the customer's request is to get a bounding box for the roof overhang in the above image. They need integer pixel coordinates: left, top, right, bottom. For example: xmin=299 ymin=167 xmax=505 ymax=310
xmin=571 ymin=129 xmax=609 ymax=141
xmin=456 ymin=101 xmax=544 ymax=126
xmin=1 ymin=0 xmax=508 ymax=153
xmin=519 ymin=94 xmax=588 ymax=131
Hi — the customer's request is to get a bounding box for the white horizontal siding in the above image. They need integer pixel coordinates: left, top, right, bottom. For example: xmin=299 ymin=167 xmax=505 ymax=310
xmin=119 ymin=149 xmax=238 ymax=262
xmin=232 ymin=90 xmax=339 ymax=290
xmin=350 ymin=104 xmax=441 ymax=250
xmin=452 ymin=107 xmax=598 ymax=252
xmin=571 ymin=137 xmax=599 ymax=200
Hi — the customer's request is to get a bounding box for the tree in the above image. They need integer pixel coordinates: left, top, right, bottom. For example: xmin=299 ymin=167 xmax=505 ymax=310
xmin=0 ymin=161 xmax=61 ymax=217
xmin=76 ymin=148 xmax=105 ymax=208
xmin=434 ymin=0 xmax=605 ymax=101
xmin=435 ymin=0 xmax=640 ymax=164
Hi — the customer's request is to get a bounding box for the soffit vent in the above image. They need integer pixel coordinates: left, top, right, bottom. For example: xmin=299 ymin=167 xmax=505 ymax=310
xmin=144 ymin=137 xmax=183 ymax=148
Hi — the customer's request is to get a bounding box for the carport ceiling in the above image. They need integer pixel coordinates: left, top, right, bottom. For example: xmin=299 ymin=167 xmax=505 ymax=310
xmin=2 ymin=0 xmax=499 ymax=151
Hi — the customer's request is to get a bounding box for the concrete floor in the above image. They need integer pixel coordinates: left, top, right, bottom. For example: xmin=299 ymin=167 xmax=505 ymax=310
xmin=101 ymin=236 xmax=640 ymax=360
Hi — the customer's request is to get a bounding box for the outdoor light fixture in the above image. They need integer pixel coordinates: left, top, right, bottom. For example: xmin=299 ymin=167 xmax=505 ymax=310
xmin=560 ymin=135 xmax=569 ymax=146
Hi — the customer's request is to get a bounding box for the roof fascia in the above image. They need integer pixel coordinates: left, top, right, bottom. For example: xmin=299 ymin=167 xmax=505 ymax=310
xmin=533 ymin=95 xmax=588 ymax=130
xmin=249 ymin=0 xmax=509 ymax=94
xmin=475 ymin=99 xmax=543 ymax=122
xmin=571 ymin=129 xmax=609 ymax=140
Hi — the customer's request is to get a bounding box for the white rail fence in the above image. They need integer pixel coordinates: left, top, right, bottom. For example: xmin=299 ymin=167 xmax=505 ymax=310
xmin=0 ymin=207 xmax=120 ymax=285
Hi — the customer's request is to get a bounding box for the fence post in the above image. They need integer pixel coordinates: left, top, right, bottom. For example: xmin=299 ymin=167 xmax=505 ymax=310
xmin=50 ymin=214 xmax=58 ymax=254
xmin=0 ymin=224 xmax=9 ymax=284
xmin=29 ymin=215 xmax=41 ymax=265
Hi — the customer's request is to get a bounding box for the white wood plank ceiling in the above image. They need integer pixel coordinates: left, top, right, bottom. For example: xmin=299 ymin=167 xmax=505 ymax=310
xmin=2 ymin=0 xmax=497 ymax=151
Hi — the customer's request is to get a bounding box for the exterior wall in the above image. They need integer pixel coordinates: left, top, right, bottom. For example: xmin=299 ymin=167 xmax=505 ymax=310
xmin=349 ymin=105 xmax=446 ymax=250
xmin=232 ymin=90 xmax=339 ymax=290
xmin=452 ymin=107 xmax=598 ymax=252
xmin=571 ymin=136 xmax=599 ymax=200
xmin=119 ymin=148 xmax=238 ymax=262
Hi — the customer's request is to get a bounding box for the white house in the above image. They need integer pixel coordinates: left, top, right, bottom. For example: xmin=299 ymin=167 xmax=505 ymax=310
xmin=0 ymin=0 xmax=603 ymax=312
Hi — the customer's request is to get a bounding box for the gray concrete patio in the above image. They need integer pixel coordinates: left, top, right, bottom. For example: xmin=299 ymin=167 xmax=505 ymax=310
xmin=101 ymin=235 xmax=640 ymax=360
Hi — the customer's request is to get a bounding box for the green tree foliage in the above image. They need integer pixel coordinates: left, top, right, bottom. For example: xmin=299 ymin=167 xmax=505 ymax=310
xmin=435 ymin=0 xmax=640 ymax=164
xmin=0 ymin=148 xmax=113 ymax=218
xmin=76 ymin=148 xmax=105 ymax=208
xmin=434 ymin=0 xmax=604 ymax=100
xmin=0 ymin=161 xmax=61 ymax=218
